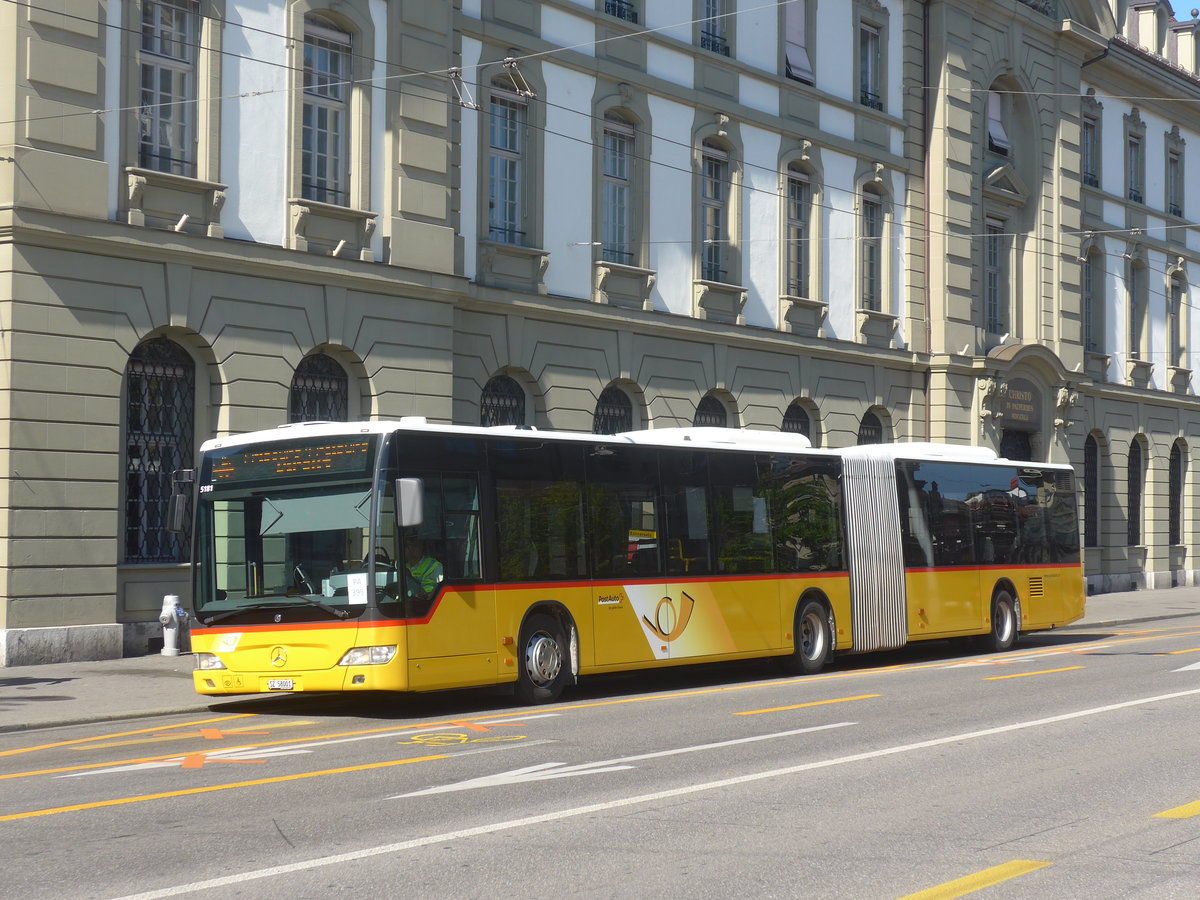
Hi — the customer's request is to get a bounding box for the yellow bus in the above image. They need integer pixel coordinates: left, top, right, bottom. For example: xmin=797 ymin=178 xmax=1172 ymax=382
xmin=178 ymin=420 xmax=1084 ymax=703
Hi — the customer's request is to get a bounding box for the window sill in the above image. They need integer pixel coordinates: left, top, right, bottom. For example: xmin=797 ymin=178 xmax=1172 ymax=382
xmin=288 ymin=198 xmax=378 ymax=260
xmin=479 ymin=240 xmax=551 ymax=294
xmin=1125 ymin=357 xmax=1153 ymax=388
xmin=693 ymin=279 xmax=748 ymax=325
xmin=856 ymin=307 xmax=898 ymax=347
xmin=779 ymin=294 xmax=827 ymax=337
xmin=125 ymin=167 xmax=228 ymax=237
xmin=594 ymin=261 xmax=656 ymax=311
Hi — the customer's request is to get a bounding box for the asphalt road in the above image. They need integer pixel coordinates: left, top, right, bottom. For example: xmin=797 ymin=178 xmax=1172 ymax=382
xmin=4 ymin=620 xmax=1200 ymax=900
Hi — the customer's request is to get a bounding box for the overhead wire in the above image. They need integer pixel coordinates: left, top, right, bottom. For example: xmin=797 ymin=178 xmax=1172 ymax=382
xmin=5 ymin=0 xmax=1200 ymax=329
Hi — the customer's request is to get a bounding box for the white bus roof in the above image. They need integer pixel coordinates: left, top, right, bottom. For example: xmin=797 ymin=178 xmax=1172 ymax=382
xmin=199 ymin=420 xmax=1071 ymax=470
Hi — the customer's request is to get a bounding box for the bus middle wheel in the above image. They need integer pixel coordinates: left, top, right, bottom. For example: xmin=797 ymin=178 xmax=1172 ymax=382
xmin=515 ymin=612 xmax=569 ymax=704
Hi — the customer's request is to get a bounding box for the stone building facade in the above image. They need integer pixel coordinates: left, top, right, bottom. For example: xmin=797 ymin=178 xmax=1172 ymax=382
xmin=0 ymin=0 xmax=1196 ymax=664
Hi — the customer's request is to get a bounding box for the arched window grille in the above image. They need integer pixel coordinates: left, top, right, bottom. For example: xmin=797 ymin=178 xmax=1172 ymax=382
xmin=1128 ymin=439 xmax=1143 ymax=546
xmin=289 ymin=353 xmax=348 ymax=423
xmin=593 ymin=386 xmax=633 ymax=435
xmin=124 ymin=337 xmax=194 ymax=563
xmin=782 ymin=402 xmax=810 ymax=438
xmin=1084 ymin=434 xmax=1099 ymax=548
xmin=481 ymin=374 xmax=525 ymax=426
xmin=693 ymin=394 xmax=728 ymax=427
xmin=857 ymin=411 xmax=883 ymax=445
xmin=1170 ymin=442 xmax=1185 ymax=546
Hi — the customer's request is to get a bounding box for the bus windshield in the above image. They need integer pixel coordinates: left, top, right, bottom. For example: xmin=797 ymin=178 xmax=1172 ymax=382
xmin=192 ymin=433 xmax=394 ymax=624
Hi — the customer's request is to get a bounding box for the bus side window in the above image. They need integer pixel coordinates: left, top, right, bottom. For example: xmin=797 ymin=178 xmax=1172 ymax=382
xmin=766 ymin=457 xmax=843 ymax=572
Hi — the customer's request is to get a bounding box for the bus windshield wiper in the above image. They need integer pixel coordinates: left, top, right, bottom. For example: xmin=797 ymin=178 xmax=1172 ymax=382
xmin=201 ymin=597 xmax=349 ymax=626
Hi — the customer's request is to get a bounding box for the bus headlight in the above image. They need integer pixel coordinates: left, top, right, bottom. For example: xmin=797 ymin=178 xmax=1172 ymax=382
xmin=338 ymin=645 xmax=397 ymax=666
xmin=195 ymin=653 xmax=227 ymax=670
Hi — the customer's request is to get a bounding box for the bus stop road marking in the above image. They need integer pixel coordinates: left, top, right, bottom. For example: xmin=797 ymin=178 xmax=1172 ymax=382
xmin=104 ymin=689 xmax=1200 ymax=900
xmin=734 ymin=694 xmax=880 ymax=716
xmin=0 ymin=715 xmax=259 ymax=758
xmin=896 ymin=860 xmax=1050 ymax=900
xmin=392 ymin=722 xmax=856 ymax=797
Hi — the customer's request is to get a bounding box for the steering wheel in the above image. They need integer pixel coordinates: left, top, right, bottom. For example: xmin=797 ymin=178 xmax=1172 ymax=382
xmin=363 ymin=546 xmax=394 ymax=568
xmin=293 ymin=564 xmax=315 ymax=593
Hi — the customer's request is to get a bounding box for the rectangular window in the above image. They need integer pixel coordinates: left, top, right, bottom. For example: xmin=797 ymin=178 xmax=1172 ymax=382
xmin=302 ymin=23 xmax=350 ymax=205
xmin=784 ymin=0 xmax=813 ymax=84
xmin=1129 ymin=264 xmax=1145 ymax=361
xmin=1169 ymin=278 xmax=1185 ymax=367
xmin=601 ymin=118 xmax=634 ymax=264
xmin=987 ymin=92 xmax=1010 ymax=155
xmin=604 ymin=0 xmax=638 ymax=24
xmin=860 ymin=193 xmax=882 ymax=310
xmin=984 ymin=219 xmax=1007 ymax=334
xmin=1168 ymin=150 xmax=1183 ymax=216
xmin=1083 ymin=252 xmax=1103 ymax=353
xmin=700 ymin=0 xmax=730 ymax=56
xmin=1081 ymin=117 xmax=1099 ymax=187
xmin=1127 ymin=136 xmax=1143 ymax=203
xmin=701 ymin=146 xmax=729 ymax=282
xmin=139 ymin=0 xmax=199 ymax=176
xmin=488 ymin=92 xmax=525 ymax=244
xmin=785 ymin=172 xmax=810 ymax=297
xmin=859 ymin=25 xmax=882 ymax=110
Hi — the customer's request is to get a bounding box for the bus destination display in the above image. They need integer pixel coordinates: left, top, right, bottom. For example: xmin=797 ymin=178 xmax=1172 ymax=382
xmin=205 ymin=437 xmax=376 ymax=487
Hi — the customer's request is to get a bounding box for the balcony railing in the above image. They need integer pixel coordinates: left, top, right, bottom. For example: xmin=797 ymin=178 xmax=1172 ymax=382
xmin=700 ymin=29 xmax=730 ymax=57
xmin=604 ymin=0 xmax=638 ymax=24
xmin=1082 ymin=172 xmax=1099 ymax=188
xmin=860 ymin=90 xmax=883 ymax=111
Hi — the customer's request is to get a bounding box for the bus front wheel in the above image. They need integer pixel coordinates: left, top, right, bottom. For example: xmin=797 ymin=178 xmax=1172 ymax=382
xmin=515 ymin=613 xmax=569 ymax=704
xmin=980 ymin=590 xmax=1018 ymax=653
xmin=786 ymin=599 xmax=831 ymax=675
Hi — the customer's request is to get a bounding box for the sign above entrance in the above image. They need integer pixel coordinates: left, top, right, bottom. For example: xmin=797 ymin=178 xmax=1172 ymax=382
xmin=1000 ymin=378 xmax=1040 ymax=426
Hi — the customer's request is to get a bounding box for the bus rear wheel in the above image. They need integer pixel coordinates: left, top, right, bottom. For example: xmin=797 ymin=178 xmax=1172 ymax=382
xmin=786 ymin=599 xmax=831 ymax=675
xmin=515 ymin=613 xmax=569 ymax=704
xmin=980 ymin=590 xmax=1018 ymax=653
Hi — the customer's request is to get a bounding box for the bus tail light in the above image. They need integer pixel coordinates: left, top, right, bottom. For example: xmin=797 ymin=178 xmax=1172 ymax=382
xmin=338 ymin=645 xmax=397 ymax=666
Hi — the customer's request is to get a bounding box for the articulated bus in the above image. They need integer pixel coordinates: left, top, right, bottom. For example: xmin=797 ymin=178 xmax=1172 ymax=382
xmin=179 ymin=419 xmax=1084 ymax=703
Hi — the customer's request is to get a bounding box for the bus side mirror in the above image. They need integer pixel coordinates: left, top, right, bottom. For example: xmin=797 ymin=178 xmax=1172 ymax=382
xmin=166 ymin=469 xmax=195 ymax=534
xmin=396 ymin=478 xmax=423 ymax=527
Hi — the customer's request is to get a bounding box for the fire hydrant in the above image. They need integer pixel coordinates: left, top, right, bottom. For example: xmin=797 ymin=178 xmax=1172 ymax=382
xmin=159 ymin=594 xmax=188 ymax=657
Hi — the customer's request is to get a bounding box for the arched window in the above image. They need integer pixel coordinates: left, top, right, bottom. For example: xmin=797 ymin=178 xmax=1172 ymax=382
xmin=481 ymin=374 xmax=525 ymax=426
xmin=857 ymin=411 xmax=883 ymax=445
xmin=1084 ymin=434 xmax=1100 ymax=548
xmin=124 ymin=337 xmax=195 ymax=563
xmin=593 ymin=385 xmax=633 ymax=435
xmin=782 ymin=401 xmax=810 ymax=438
xmin=289 ymin=353 xmax=348 ymax=423
xmin=693 ymin=394 xmax=728 ymax=428
xmin=1128 ymin=438 xmax=1144 ymax=546
xmin=1170 ymin=442 xmax=1185 ymax=546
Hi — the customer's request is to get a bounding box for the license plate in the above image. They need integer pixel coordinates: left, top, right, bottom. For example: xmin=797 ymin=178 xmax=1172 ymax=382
xmin=267 ymin=678 xmax=295 ymax=691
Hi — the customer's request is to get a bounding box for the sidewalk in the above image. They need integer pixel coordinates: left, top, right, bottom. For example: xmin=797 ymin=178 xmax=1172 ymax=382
xmin=1 ymin=586 xmax=1197 ymax=734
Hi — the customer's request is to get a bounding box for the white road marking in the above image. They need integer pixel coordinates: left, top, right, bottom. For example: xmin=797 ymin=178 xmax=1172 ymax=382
xmin=1174 ymin=660 xmax=1200 ymax=672
xmin=107 ymin=687 xmax=1200 ymax=900
xmin=392 ymin=722 xmax=855 ymax=797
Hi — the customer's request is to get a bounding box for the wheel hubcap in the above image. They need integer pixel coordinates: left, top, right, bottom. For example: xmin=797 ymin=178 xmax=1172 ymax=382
xmin=524 ymin=632 xmax=562 ymax=686
xmin=800 ymin=612 xmax=825 ymax=660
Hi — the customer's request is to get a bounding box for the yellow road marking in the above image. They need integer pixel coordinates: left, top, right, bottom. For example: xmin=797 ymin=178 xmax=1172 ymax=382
xmin=897 ymin=860 xmax=1050 ymax=899
xmin=985 ymin=666 xmax=1083 ymax=681
xmin=0 ymin=754 xmax=449 ymax=822
xmin=1164 ymin=646 xmax=1200 ymax=656
xmin=734 ymin=694 xmax=880 ymax=715
xmin=0 ymin=715 xmax=258 ymax=758
xmin=1155 ymin=799 xmax=1200 ymax=818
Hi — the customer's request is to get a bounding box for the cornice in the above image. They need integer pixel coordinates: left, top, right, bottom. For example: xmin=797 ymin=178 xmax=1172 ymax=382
xmin=5 ymin=209 xmax=467 ymax=302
